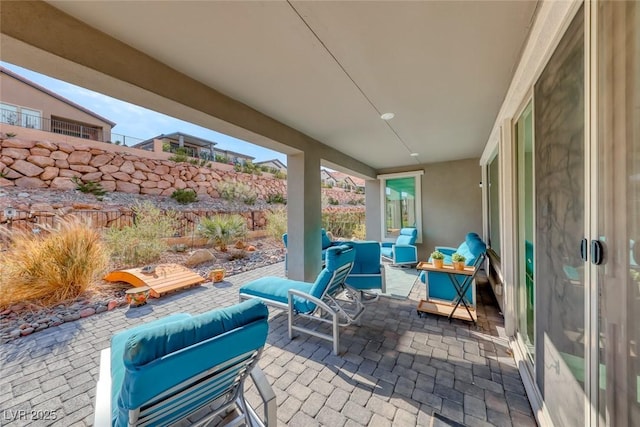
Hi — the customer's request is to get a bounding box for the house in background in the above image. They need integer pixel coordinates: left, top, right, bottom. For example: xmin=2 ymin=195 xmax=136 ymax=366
xmin=320 ymin=168 xmax=364 ymax=192
xmin=0 ymin=66 xmax=115 ymax=142
xmin=255 ymin=158 xmax=286 ymax=172
xmin=134 ymin=131 xmax=255 ymax=165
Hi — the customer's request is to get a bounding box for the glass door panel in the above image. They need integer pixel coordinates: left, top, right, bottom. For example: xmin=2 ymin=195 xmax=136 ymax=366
xmin=534 ymin=6 xmax=586 ymax=426
xmin=596 ymin=1 xmax=640 ymax=425
xmin=515 ymin=102 xmax=535 ymax=362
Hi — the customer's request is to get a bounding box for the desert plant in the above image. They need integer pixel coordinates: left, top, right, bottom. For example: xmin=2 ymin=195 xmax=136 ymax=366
xmin=168 ymin=147 xmax=189 ymax=163
xmin=328 ymin=196 xmax=339 ymax=205
xmin=171 ymin=188 xmax=198 ymax=204
xmin=0 ymin=217 xmax=110 ymax=308
xmin=217 ymin=180 xmax=257 ymax=204
xmin=104 ymin=202 xmax=178 ymax=265
xmin=322 ymin=210 xmax=365 ymax=239
xmin=5 ymin=132 xmax=17 ymax=138
xmin=215 ymin=154 xmax=229 ymax=163
xmin=431 ymin=250 xmax=445 ymax=260
xmin=266 ymin=193 xmax=286 ymax=204
xmin=352 ymin=223 xmax=366 ymax=240
xmin=198 ymin=214 xmax=247 ymax=252
xmin=265 ymin=207 xmax=287 ymax=242
xmin=273 ymin=170 xmax=286 ymax=180
xmin=71 ymin=177 xmax=107 ymax=200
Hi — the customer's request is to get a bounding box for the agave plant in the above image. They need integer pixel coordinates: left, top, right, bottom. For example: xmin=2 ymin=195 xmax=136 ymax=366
xmin=198 ymin=214 xmax=247 ymax=252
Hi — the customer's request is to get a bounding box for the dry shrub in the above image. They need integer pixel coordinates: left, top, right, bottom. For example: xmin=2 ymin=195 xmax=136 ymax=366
xmin=265 ymin=207 xmax=287 ymax=242
xmin=0 ymin=217 xmax=110 ymax=308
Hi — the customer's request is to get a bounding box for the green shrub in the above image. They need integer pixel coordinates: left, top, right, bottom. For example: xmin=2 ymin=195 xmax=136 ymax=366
xmin=265 ymin=207 xmax=287 ymax=242
xmin=217 ymin=180 xmax=258 ymax=204
xmin=71 ymin=177 xmax=107 ymax=200
xmin=352 ymin=223 xmax=366 ymax=240
xmin=104 ymin=202 xmax=178 ymax=266
xmin=322 ymin=210 xmax=365 ymax=239
xmin=171 ymin=188 xmax=198 ymax=204
xmin=273 ymin=170 xmax=286 ymax=180
xmin=328 ymin=196 xmax=339 ymax=205
xmin=215 ymin=154 xmax=229 ymax=163
xmin=266 ymin=193 xmax=286 ymax=204
xmin=198 ymin=214 xmax=247 ymax=252
xmin=169 ymin=147 xmax=189 ymax=163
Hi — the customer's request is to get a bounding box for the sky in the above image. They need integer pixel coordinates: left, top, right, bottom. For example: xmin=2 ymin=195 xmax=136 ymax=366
xmin=1 ymin=61 xmax=287 ymax=164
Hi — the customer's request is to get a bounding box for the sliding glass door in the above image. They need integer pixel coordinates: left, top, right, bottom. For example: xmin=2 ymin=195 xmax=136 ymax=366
xmin=594 ymin=1 xmax=640 ymax=425
xmin=534 ymin=6 xmax=586 ymax=425
xmin=515 ymin=102 xmax=535 ymax=363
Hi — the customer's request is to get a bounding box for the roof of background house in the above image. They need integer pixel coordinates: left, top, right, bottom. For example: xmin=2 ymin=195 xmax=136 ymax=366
xmin=255 ymin=159 xmax=286 ymax=169
xmin=0 ymin=66 xmax=117 ymax=127
xmin=322 ymin=169 xmax=365 ymax=186
xmin=134 ymin=131 xmax=218 ymax=148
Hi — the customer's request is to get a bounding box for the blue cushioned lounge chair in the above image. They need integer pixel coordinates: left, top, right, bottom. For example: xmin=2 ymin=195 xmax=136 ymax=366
xmin=380 ymin=227 xmax=418 ymax=266
xmin=420 ymin=232 xmax=486 ymax=305
xmin=93 ymin=299 xmax=276 ymax=427
xmin=343 ymin=240 xmax=386 ymax=299
xmin=282 ymin=228 xmax=339 ymax=276
xmin=239 ymin=245 xmax=362 ymax=355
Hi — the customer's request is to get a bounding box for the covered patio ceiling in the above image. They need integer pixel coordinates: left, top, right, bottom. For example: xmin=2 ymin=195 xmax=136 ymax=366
xmin=4 ymin=1 xmax=537 ymax=171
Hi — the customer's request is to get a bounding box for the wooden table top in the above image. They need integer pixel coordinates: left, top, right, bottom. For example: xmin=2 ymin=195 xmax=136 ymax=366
xmin=416 ymin=261 xmax=475 ymax=276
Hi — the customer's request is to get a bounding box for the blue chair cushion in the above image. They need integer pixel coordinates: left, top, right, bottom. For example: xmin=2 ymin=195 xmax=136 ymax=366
xmin=344 ymin=241 xmax=382 ymax=275
xmin=111 ymin=300 xmax=269 ymax=425
xmin=240 ymin=277 xmax=314 ymax=312
xmin=380 ymin=246 xmax=393 ymax=258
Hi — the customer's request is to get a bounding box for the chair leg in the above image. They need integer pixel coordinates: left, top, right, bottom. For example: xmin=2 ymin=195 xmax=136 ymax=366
xmin=332 ymin=312 xmax=340 ymax=355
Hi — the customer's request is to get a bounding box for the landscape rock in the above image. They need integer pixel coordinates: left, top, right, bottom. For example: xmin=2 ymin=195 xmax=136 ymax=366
xmin=10 ymin=159 xmax=44 ymax=177
xmin=184 ymin=249 xmax=215 ymax=267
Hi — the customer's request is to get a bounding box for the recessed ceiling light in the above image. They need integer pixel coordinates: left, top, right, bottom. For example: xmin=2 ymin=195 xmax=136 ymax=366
xmin=410 ymin=153 xmax=419 ymax=157
xmin=380 ymin=112 xmax=395 ymax=120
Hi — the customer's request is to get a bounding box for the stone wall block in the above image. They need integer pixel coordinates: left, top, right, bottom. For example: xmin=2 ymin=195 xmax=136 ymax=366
xmin=90 ymin=154 xmax=113 ymax=167
xmin=99 ymin=164 xmax=119 ymax=174
xmin=174 ymin=179 xmax=186 ymax=189
xmin=56 ymin=142 xmax=74 ymax=153
xmin=3 ymin=147 xmax=30 ymax=160
xmin=140 ymin=181 xmax=157 ymax=189
xmin=157 ymin=180 xmax=171 ymax=189
xmin=130 ymin=179 xmax=142 ymax=185
xmin=40 ymin=167 xmax=60 ymax=181
xmin=15 ymin=177 xmax=47 ymax=188
xmin=141 ymin=187 xmax=163 ymax=195
xmin=35 ymin=140 xmax=58 ymax=151
xmin=0 ymin=177 xmax=14 ymax=187
xmin=131 ymin=170 xmax=146 ymax=180
xmin=162 ymin=174 xmax=175 ymax=184
xmin=156 ymin=165 xmax=170 ymax=175
xmin=59 ymin=169 xmax=81 ymax=178
xmin=110 ymin=156 xmax=125 ymax=167
xmin=101 ymin=174 xmax=115 ymax=181
xmin=70 ymin=165 xmax=98 ymax=173
xmin=1 ymin=156 xmax=14 ymax=165
xmin=67 ymin=151 xmax=92 ymax=165
xmin=10 ymin=160 xmax=44 ymax=177
xmin=50 ymin=177 xmax=77 ymax=190
xmin=101 ymin=181 xmax=116 ymax=192
xmin=111 ymin=172 xmax=132 ymax=182
xmin=27 ymin=155 xmax=55 ymax=168
xmin=119 ymin=161 xmax=135 ymax=174
xmin=50 ymin=151 xmax=68 ymax=160
xmin=134 ymin=161 xmax=152 ymax=172
xmin=2 ymin=139 xmax=35 ymax=149
xmin=82 ymin=172 xmax=103 ymax=182
xmin=146 ymin=172 xmax=160 ymax=182
xmin=30 ymin=147 xmax=52 ymax=157
xmin=115 ymin=181 xmax=140 ymax=194
xmin=55 ymin=159 xmax=69 ymax=169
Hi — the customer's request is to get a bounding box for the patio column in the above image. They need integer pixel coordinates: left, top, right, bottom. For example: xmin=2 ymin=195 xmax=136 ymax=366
xmin=287 ymin=152 xmax=322 ymax=282
xmin=365 ymin=179 xmax=382 ymax=241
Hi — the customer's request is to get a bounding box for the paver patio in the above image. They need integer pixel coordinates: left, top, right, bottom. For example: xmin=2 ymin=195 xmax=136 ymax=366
xmin=0 ymin=262 xmax=536 ymax=427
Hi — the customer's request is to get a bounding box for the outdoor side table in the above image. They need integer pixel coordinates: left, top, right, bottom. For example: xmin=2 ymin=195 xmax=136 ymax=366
xmin=416 ymin=262 xmax=477 ymax=324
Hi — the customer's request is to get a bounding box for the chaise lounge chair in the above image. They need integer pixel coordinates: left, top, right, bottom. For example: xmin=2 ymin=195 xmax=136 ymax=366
xmin=239 ymin=245 xmax=363 ymax=355
xmin=93 ymin=299 xmax=276 ymax=427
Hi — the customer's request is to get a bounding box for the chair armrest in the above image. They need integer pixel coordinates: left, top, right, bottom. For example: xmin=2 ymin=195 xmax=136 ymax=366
xmin=435 ymin=246 xmax=457 ymax=255
xmin=93 ymin=348 xmax=112 ymax=427
xmin=288 ymin=289 xmax=335 ymax=315
xmin=249 ymin=366 xmax=277 ymax=426
xmin=381 ymin=242 xmax=393 ymax=248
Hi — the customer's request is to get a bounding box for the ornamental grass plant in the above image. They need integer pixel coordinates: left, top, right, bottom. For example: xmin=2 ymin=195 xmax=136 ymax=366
xmin=0 ymin=217 xmax=110 ymax=308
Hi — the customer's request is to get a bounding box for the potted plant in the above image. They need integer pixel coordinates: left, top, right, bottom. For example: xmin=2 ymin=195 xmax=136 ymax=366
xmin=452 ymin=253 xmax=466 ymax=271
xmin=209 ymin=268 xmax=226 ymax=283
xmin=430 ymin=250 xmax=445 ymax=269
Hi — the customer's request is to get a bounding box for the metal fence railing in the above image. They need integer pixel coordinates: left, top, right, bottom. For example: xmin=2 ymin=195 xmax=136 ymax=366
xmin=0 ymin=108 xmax=143 ymax=146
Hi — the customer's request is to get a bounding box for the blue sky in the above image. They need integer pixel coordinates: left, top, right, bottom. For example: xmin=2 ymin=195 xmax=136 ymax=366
xmin=1 ymin=61 xmax=287 ymax=164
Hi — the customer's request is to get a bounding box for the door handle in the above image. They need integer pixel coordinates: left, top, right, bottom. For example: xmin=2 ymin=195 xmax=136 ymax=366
xmin=580 ymin=238 xmax=588 ymax=262
xmin=591 ymin=240 xmax=604 ymax=265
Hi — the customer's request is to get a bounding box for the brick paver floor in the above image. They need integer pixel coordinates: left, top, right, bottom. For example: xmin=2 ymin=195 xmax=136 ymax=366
xmin=0 ymin=262 xmax=536 ymax=426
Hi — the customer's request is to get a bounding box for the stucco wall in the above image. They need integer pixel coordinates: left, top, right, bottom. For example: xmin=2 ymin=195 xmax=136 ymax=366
xmin=0 ymin=72 xmax=113 ymax=140
xmin=377 ymin=158 xmax=483 ymax=260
